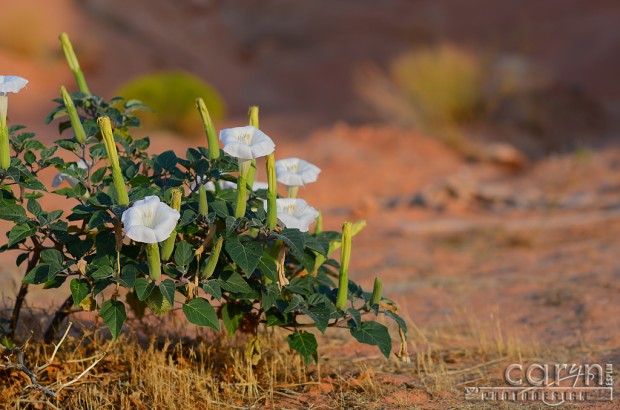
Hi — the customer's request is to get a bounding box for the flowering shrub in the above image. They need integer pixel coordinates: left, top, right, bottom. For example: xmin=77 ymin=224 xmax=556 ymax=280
xmin=1 ymin=33 xmax=408 ymax=364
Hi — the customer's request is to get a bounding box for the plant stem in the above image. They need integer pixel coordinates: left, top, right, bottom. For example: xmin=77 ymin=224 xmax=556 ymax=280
xmin=9 ymin=239 xmax=41 ymax=339
xmin=146 ymin=243 xmax=161 ymax=281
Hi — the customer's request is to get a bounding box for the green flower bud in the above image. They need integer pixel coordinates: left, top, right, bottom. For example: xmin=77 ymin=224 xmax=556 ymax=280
xmin=266 ymin=153 xmax=277 ymax=229
xmin=198 ymin=183 xmax=208 ymax=217
xmin=246 ymin=106 xmax=259 ymax=189
xmin=160 ymin=189 xmax=182 ymax=261
xmin=336 ymin=222 xmax=352 ymax=310
xmin=234 ymin=169 xmax=248 ymax=218
xmin=314 ymin=211 xmax=323 ymax=235
xmin=59 ymin=32 xmax=90 ymax=95
xmin=0 ymin=122 xmax=9 ymax=171
xmin=97 ymin=116 xmax=129 ymax=206
xmin=196 ymin=98 xmax=219 ymax=160
xmin=370 ymin=277 xmax=383 ymax=306
xmin=146 ymin=243 xmax=161 ymax=281
xmin=60 ymin=86 xmax=86 ymax=144
xmin=201 ymin=236 xmax=223 ymax=279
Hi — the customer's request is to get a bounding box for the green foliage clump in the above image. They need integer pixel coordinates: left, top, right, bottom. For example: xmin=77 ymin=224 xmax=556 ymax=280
xmin=0 ymin=35 xmax=408 ymax=366
xmin=116 ymin=71 xmax=225 ymax=136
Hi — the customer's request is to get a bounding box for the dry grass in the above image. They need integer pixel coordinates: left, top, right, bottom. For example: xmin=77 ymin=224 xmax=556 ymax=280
xmin=0 ymin=304 xmax=601 ymax=409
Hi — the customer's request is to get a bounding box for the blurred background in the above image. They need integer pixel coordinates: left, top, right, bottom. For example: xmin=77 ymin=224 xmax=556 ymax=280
xmin=2 ymin=0 xmax=620 ymax=356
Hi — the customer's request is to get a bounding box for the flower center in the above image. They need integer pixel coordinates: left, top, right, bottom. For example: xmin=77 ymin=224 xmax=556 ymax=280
xmin=142 ymin=209 xmax=156 ymax=228
xmin=284 ymin=204 xmax=297 ymax=215
xmin=239 ymin=132 xmax=253 ymax=145
xmin=285 ymin=163 xmax=299 ymax=173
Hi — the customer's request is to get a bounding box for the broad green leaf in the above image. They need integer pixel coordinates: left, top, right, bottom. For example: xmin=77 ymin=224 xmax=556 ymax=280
xmin=40 ymin=249 xmax=64 ymax=267
xmin=284 ymin=294 xmax=306 ymax=314
xmin=287 ymin=331 xmax=318 ymax=364
xmin=91 ymin=265 xmax=114 ymax=280
xmin=350 ymin=321 xmax=392 ymax=359
xmin=182 ymin=298 xmax=219 ymax=330
xmin=135 ymin=277 xmax=155 ymax=301
xmin=257 ymin=254 xmax=278 ymax=282
xmin=8 ymin=224 xmax=36 ymax=247
xmin=70 ymin=278 xmax=90 ymax=305
xmin=218 ymin=270 xmax=253 ymax=294
xmin=22 ymin=264 xmax=60 ymax=284
xmin=174 ymin=241 xmax=193 ymax=267
xmin=0 ymin=203 xmax=27 ymax=222
xmin=202 ymin=280 xmax=222 ymax=301
xmin=100 ymin=300 xmax=126 ymax=340
xmin=277 ymin=228 xmax=306 ymax=257
xmin=221 ymin=303 xmax=245 ymax=336
xmin=159 ymin=279 xmax=176 ymax=305
xmin=347 ymin=308 xmax=362 ymax=327
xmin=302 ymin=305 xmax=333 ymax=334
xmin=225 ymin=235 xmax=262 ymax=275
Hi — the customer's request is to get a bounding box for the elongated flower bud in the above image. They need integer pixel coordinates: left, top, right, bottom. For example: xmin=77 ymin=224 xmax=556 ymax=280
xmin=160 ymin=189 xmax=182 ymax=261
xmin=266 ymin=153 xmax=277 ymax=229
xmin=336 ymin=222 xmax=352 ymax=310
xmin=146 ymin=243 xmax=161 ymax=280
xmin=97 ymin=117 xmax=129 ymax=206
xmin=198 ymin=183 xmax=208 ymax=217
xmin=246 ymin=107 xmax=259 ymax=188
xmin=248 ymin=106 xmax=259 ymax=128
xmin=196 ymin=98 xmax=219 ymax=160
xmin=201 ymin=236 xmax=223 ymax=279
xmin=0 ymin=120 xmax=8 ymax=171
xmin=234 ymin=169 xmax=248 ymax=218
xmin=60 ymin=86 xmax=87 ymax=144
xmin=59 ymin=33 xmax=90 ymax=95
xmin=314 ymin=211 xmax=323 ymax=235
xmin=370 ymin=277 xmax=383 ymax=306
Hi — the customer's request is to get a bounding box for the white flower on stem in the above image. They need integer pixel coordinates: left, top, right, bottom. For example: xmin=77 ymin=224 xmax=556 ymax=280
xmin=121 ymin=196 xmax=181 ymax=244
xmin=52 ymin=160 xmax=88 ymax=188
xmin=219 ymin=125 xmax=275 ymax=162
xmin=275 ymin=158 xmax=321 ymax=186
xmin=264 ymin=198 xmax=319 ymax=232
xmin=0 ymin=76 xmax=29 ymax=170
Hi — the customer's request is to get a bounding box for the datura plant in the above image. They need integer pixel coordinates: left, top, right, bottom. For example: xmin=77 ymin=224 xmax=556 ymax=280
xmin=0 ymin=33 xmax=409 ymax=364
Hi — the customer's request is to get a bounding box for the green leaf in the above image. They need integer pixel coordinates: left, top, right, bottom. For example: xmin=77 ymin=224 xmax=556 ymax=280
xmin=350 ymin=321 xmax=392 ymax=359
xmin=174 ymin=241 xmax=193 ymax=267
xmin=91 ymin=265 xmax=114 ymax=280
xmin=284 ymin=294 xmax=306 ymax=314
xmin=159 ymin=279 xmax=176 ymax=305
xmin=202 ymin=280 xmax=222 ymax=301
xmin=224 ymin=235 xmax=263 ymax=275
xmin=155 ymin=150 xmax=178 ymax=171
xmin=218 ymin=270 xmax=253 ymax=294
xmin=278 ymin=229 xmax=306 ymax=257
xmin=221 ymin=303 xmax=245 ymax=336
xmin=135 ymin=277 xmax=155 ymax=301
xmin=347 ymin=308 xmax=362 ymax=327
xmin=8 ymin=224 xmax=37 ymax=247
xmin=385 ymin=310 xmax=408 ymax=336
xmin=70 ymin=278 xmax=90 ymax=305
xmin=100 ymin=300 xmax=126 ymax=340
xmin=27 ymin=199 xmax=42 ymax=217
xmin=182 ymin=298 xmax=219 ymax=330
xmin=0 ymin=204 xmax=27 ymax=222
xmin=302 ymin=305 xmax=333 ymax=334
xmin=88 ymin=210 xmax=113 ymax=229
xmin=287 ymin=331 xmax=318 ymax=364
xmin=257 ymin=254 xmax=278 ymax=282
xmin=41 ymin=249 xmax=64 ymax=267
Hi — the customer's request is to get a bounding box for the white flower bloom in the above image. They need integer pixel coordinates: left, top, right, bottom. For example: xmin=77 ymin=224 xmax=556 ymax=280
xmin=264 ymin=198 xmax=319 ymax=232
xmin=275 ymin=157 xmax=321 ymax=187
xmin=0 ymin=76 xmax=28 ymax=94
xmin=219 ymin=126 xmax=275 ymax=160
xmin=52 ymin=160 xmax=88 ymax=188
xmin=121 ymin=196 xmax=181 ymax=244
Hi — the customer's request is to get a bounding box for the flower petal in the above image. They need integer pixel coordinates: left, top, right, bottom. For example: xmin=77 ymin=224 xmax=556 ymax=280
xmin=0 ymin=76 xmax=28 ymax=93
xmin=125 ymin=225 xmax=159 ymax=243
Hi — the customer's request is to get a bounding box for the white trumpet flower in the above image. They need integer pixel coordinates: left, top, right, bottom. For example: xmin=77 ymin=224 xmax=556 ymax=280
xmin=121 ymin=196 xmax=180 ymax=243
xmin=219 ymin=126 xmax=275 ymax=162
xmin=275 ymin=158 xmax=321 ymax=186
xmin=51 ymin=160 xmax=88 ymax=188
xmin=265 ymin=198 xmax=319 ymax=232
xmin=275 ymin=157 xmax=321 ymax=198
